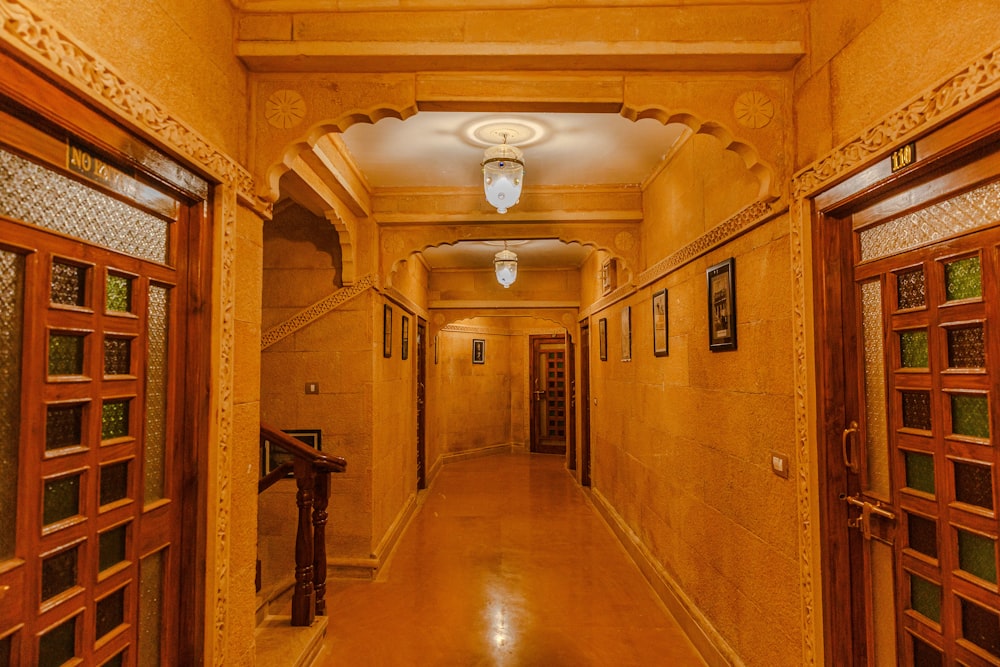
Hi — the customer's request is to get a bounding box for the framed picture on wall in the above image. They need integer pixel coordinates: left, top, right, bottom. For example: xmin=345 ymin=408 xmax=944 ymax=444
xmin=260 ymin=428 xmax=322 ymax=478
xmin=598 ymin=318 xmax=608 ymax=361
xmin=401 ymin=315 xmax=409 ymax=360
xmin=434 ymin=334 xmax=439 ymax=364
xmin=383 ymin=304 xmax=392 ymax=358
xmin=601 ymin=258 xmax=617 ymax=295
xmin=707 ymin=258 xmax=737 ymax=351
xmin=621 ymin=305 xmax=631 ymax=362
xmin=472 ymin=339 xmax=486 ymax=364
xmin=652 ymin=288 xmax=668 ymax=357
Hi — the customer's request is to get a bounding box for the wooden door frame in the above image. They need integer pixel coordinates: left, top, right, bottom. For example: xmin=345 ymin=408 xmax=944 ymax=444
xmin=529 ymin=333 xmax=567 ymax=454
xmin=416 ymin=318 xmax=427 ymax=490
xmin=0 ymin=51 xmax=212 ymax=665
xmin=578 ymin=321 xmax=592 ymax=487
xmin=811 ymin=94 xmax=1000 ymax=667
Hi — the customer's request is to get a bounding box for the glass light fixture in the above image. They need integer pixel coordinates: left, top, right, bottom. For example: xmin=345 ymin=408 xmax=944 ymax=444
xmin=494 ymin=242 xmax=518 ymax=288
xmin=482 ymin=139 xmax=524 ymax=214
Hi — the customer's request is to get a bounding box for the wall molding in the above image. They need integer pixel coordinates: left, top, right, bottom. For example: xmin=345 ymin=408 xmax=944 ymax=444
xmin=792 ymin=45 xmax=1000 ymax=199
xmin=261 ymin=274 xmax=377 ymax=350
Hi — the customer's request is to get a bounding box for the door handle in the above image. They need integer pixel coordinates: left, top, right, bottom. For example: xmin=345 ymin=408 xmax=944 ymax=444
xmin=843 ymin=493 xmax=895 ymax=542
xmin=842 ymin=421 xmax=860 ymax=474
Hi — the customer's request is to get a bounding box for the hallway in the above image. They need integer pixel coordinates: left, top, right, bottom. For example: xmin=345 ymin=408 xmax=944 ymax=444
xmin=315 ymin=452 xmax=706 ymax=666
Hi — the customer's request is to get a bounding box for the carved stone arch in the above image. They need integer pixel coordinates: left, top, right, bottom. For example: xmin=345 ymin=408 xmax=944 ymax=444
xmin=620 ymin=104 xmax=782 ymax=202
xmin=260 ymin=103 xmax=418 ymax=205
xmin=431 ymin=310 xmax=576 ymax=342
xmin=382 ymin=227 xmax=639 ymax=290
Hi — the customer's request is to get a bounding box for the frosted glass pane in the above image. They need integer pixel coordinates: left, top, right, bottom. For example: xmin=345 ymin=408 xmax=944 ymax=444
xmin=871 ymin=540 xmax=897 ymax=666
xmin=139 ymin=550 xmax=164 ymax=667
xmin=952 ymin=394 xmax=990 ymax=439
xmin=945 ymin=256 xmax=982 ymax=301
xmin=99 ymin=524 xmax=127 ymax=572
xmin=902 ymin=391 xmax=932 ymax=431
xmin=859 ymin=179 xmax=1000 ymax=260
xmin=0 ymin=147 xmax=170 ymax=264
xmin=41 ymin=545 xmax=78 ymax=600
xmin=958 ymin=529 xmax=997 ymax=583
xmin=45 ymin=404 xmax=83 ymax=450
xmin=104 ymin=337 xmax=130 ymax=376
xmin=0 ymin=250 xmax=23 ymax=559
xmin=907 ymin=512 xmax=938 ymax=559
xmin=948 ymin=325 xmax=985 ymax=368
xmin=861 ymin=281 xmax=890 ymax=496
xmin=896 ymin=267 xmax=926 ymax=309
xmin=96 ymin=587 xmax=125 ymax=639
xmin=911 ymin=635 xmax=942 ymax=667
xmin=954 ymin=461 xmax=993 ymax=510
xmin=38 ymin=615 xmax=76 ymax=667
xmin=105 ymin=274 xmax=132 ymax=313
xmin=50 ymin=261 xmax=86 ymax=307
xmin=100 ymin=461 xmax=129 ymax=506
xmin=144 ymin=285 xmax=169 ymax=503
xmin=910 ymin=573 xmax=941 ymax=623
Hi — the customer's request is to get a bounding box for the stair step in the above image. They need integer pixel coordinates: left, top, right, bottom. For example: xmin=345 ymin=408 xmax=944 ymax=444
xmin=254 ymin=615 xmax=327 ymax=667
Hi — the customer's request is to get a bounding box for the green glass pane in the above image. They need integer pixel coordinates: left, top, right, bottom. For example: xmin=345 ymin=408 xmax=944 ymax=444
xmin=103 ymin=337 xmax=130 ymax=376
xmin=101 ymin=400 xmax=130 ymax=440
xmin=43 ymin=475 xmax=80 ymax=525
xmin=902 ymin=391 xmax=932 ymax=430
xmin=952 ymin=394 xmax=990 ymax=439
xmin=48 ymin=333 xmax=84 ymax=375
xmin=105 ymin=274 xmax=132 ymax=313
xmin=96 ymin=587 xmax=125 ymax=639
xmin=139 ymin=550 xmax=164 ymax=667
xmin=38 ymin=615 xmax=76 ymax=667
xmin=41 ymin=545 xmax=78 ymax=601
xmin=45 ymin=404 xmax=83 ymax=450
xmin=958 ymin=529 xmax=997 ymax=583
xmin=896 ymin=267 xmax=927 ymax=309
xmin=99 ymin=524 xmax=128 ymax=572
xmin=50 ymin=261 xmax=86 ymax=307
xmin=907 ymin=513 xmax=938 ymax=559
xmin=0 ymin=250 xmax=24 ymax=560
xmin=910 ymin=573 xmax=942 ymax=623
xmin=905 ymin=451 xmax=935 ymax=495
xmin=946 ymin=256 xmax=982 ymax=301
xmin=100 ymin=461 xmax=129 ymax=506
xmin=900 ymin=330 xmax=929 ymax=368
xmin=961 ymin=597 xmax=1000 ymax=657
xmin=948 ymin=325 xmax=985 ymax=368
xmin=954 ymin=461 xmax=994 ymax=510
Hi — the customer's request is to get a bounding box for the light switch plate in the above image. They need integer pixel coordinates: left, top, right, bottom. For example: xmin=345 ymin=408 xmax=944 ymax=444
xmin=770 ymin=451 xmax=789 ymax=478
xmin=305 ymin=382 xmax=319 ymax=394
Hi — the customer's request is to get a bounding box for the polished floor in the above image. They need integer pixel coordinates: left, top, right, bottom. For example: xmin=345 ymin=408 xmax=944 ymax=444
xmin=315 ymin=451 xmax=707 ymax=666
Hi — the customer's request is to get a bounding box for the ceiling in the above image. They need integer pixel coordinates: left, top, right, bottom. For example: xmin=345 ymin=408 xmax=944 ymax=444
xmin=338 ymin=111 xmax=689 ymax=269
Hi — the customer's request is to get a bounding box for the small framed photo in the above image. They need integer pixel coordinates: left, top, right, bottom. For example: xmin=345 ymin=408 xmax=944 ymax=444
xmin=652 ymin=288 xmax=668 ymax=357
xmin=598 ymin=318 xmax=608 ymax=361
xmin=382 ymin=304 xmax=392 ymax=358
xmin=260 ymin=428 xmax=322 ymax=477
xmin=472 ymin=339 xmax=486 ymax=364
xmin=620 ymin=305 xmax=631 ymax=362
xmin=434 ymin=334 xmax=439 ymax=364
xmin=601 ymin=258 xmax=617 ymax=295
xmin=707 ymin=258 xmax=737 ymax=351
xmin=401 ymin=315 xmax=409 ymax=361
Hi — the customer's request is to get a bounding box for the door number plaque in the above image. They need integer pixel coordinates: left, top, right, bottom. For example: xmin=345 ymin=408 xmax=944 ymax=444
xmin=890 ymin=142 xmax=917 ymax=172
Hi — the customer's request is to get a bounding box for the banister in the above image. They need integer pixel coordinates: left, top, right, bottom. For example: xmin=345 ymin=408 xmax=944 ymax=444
xmin=258 ymin=422 xmax=347 ymax=627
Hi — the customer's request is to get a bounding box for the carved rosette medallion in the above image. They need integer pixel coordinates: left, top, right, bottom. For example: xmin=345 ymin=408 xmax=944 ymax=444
xmin=382 ymin=232 xmax=405 ymax=254
xmin=614 ymin=231 xmax=636 ymax=252
xmin=265 ymin=89 xmax=306 ymax=129
xmin=734 ymin=91 xmax=775 ymax=129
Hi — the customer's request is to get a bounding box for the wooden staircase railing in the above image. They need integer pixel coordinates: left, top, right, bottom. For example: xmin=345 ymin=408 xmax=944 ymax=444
xmin=258 ymin=422 xmax=347 ymax=627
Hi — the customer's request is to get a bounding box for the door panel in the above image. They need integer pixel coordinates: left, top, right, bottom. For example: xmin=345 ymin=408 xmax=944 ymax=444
xmin=530 ymin=335 xmax=567 ymax=455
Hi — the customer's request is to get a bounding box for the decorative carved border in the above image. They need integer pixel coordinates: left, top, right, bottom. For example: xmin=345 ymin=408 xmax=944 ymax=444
xmin=442 ymin=324 xmax=566 ymax=336
xmin=213 ymin=187 xmax=238 ymax=667
xmin=792 ymin=46 xmax=1000 ymax=199
xmin=261 ymin=274 xmax=378 ymax=350
xmin=0 ymin=0 xmax=267 ymax=215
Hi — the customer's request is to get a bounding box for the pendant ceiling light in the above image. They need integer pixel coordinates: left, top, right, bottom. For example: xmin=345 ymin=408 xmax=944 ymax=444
xmin=482 ymin=134 xmax=524 ymax=214
xmin=494 ymin=241 xmax=518 ymax=288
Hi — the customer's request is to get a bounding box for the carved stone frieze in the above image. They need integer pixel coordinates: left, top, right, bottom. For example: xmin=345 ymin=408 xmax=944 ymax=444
xmin=0 ymin=0 xmax=267 ymax=215
xmin=261 ymin=274 xmax=378 ymax=350
xmin=792 ymin=46 xmax=1000 ymax=199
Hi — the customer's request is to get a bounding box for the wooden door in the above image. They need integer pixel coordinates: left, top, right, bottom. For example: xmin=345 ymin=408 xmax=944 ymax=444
xmin=815 ymin=100 xmax=1000 ymax=666
xmin=579 ymin=322 xmax=592 ymax=486
xmin=530 ymin=335 xmax=567 ymax=455
xmin=0 ymin=69 xmax=207 ymax=666
xmin=416 ymin=319 xmax=427 ymax=490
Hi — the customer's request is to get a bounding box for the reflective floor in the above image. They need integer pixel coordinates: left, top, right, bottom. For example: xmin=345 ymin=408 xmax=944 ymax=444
xmin=316 ymin=451 xmax=706 ymax=666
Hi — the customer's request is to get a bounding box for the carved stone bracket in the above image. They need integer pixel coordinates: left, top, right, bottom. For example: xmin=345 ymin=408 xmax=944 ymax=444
xmin=261 ymin=274 xmax=378 ymax=350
